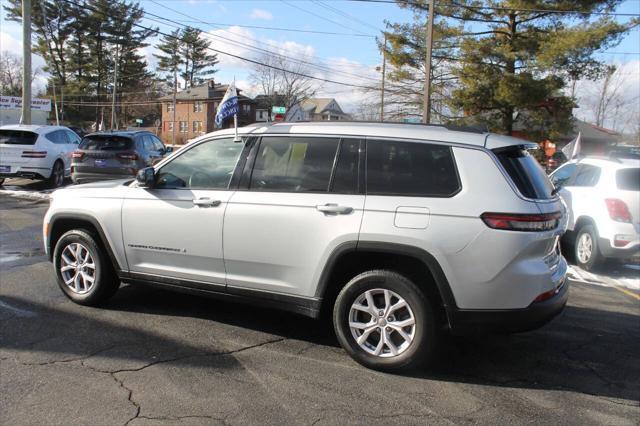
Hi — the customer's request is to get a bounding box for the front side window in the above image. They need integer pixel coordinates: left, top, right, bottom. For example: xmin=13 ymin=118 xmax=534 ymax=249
xmin=573 ymin=164 xmax=601 ymax=187
xmin=367 ymin=139 xmax=460 ymax=197
xmin=550 ymin=163 xmax=577 ymax=187
xmin=249 ymin=137 xmax=339 ymax=192
xmin=156 ymin=137 xmax=243 ymax=189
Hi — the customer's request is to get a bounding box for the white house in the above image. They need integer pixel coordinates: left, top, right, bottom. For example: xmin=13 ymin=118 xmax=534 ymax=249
xmin=286 ymin=98 xmax=350 ymax=122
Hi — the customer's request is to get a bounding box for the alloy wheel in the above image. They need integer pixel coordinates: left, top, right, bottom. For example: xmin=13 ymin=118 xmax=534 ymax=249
xmin=60 ymin=243 xmax=96 ymax=294
xmin=577 ymin=233 xmax=593 ymax=264
xmin=348 ymin=288 xmax=416 ymax=357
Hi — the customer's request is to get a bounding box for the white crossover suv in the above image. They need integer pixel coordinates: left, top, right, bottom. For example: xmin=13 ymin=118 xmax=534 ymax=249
xmin=0 ymin=124 xmax=81 ymax=187
xmin=43 ymin=122 xmax=568 ymax=371
xmin=550 ymin=157 xmax=639 ymax=270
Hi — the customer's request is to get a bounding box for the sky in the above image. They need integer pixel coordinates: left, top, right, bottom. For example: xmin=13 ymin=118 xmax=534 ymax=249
xmin=0 ymin=0 xmax=639 ymax=124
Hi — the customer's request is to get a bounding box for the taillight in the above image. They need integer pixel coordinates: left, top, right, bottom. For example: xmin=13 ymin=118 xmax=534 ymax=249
xmin=117 ymin=153 xmax=139 ymax=161
xmin=72 ymin=151 xmax=84 ymax=160
xmin=605 ymin=199 xmax=632 ymax=223
xmin=21 ymin=150 xmax=47 ymax=158
xmin=481 ymin=212 xmax=562 ymax=232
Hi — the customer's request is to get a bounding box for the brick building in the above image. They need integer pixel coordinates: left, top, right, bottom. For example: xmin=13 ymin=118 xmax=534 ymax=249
xmin=158 ymin=80 xmax=256 ymax=145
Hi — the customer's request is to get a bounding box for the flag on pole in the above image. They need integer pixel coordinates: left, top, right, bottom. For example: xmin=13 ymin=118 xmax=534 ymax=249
xmin=561 ymin=132 xmax=581 ymax=160
xmin=215 ymin=81 xmax=239 ymax=127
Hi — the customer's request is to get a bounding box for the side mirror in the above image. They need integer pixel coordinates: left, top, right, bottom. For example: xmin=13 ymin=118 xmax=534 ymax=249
xmin=136 ymin=167 xmax=155 ymax=188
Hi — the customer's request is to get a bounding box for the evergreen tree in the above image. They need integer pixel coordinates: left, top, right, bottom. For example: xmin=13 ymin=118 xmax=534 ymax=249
xmin=383 ymin=0 xmax=638 ymax=138
xmin=155 ymin=29 xmax=184 ymax=91
xmin=180 ymin=27 xmax=218 ymax=88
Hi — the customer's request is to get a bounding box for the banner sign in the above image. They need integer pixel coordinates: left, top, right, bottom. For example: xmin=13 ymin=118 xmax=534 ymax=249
xmin=0 ymin=96 xmax=52 ymax=112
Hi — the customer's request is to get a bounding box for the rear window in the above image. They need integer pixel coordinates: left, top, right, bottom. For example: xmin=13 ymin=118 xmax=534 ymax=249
xmin=616 ymin=168 xmax=640 ymax=191
xmin=494 ymin=148 xmax=554 ymax=199
xmin=80 ymin=135 xmax=133 ymax=151
xmin=0 ymin=130 xmax=38 ymax=145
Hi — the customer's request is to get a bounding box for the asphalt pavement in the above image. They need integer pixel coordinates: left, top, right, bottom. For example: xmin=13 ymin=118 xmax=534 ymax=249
xmin=1 ymin=193 xmax=639 ymax=425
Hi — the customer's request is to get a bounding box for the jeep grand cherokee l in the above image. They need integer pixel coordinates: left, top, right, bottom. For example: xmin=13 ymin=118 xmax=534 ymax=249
xmin=43 ymin=122 xmax=568 ymax=371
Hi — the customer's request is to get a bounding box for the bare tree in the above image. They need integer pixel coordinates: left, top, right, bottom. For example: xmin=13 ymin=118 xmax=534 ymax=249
xmin=585 ymin=65 xmax=639 ymax=134
xmin=0 ymin=52 xmax=42 ymax=96
xmin=250 ymin=52 xmax=318 ymax=112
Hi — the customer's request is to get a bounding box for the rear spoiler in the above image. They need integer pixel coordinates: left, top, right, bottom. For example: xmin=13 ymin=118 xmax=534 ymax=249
xmin=484 ymin=133 xmax=538 ymax=151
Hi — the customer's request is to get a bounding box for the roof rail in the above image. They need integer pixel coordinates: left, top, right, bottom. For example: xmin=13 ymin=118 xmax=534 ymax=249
xmin=275 ymin=120 xmax=488 ymax=134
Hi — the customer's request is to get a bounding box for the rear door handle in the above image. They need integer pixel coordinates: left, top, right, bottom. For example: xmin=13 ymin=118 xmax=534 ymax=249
xmin=193 ymin=198 xmax=221 ymax=207
xmin=316 ymin=203 xmax=353 ymax=214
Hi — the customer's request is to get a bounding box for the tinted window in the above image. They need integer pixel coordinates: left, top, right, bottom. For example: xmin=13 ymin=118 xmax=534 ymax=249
xmin=331 ymin=138 xmax=360 ymax=194
xmin=65 ymin=130 xmax=81 ymax=144
xmin=573 ymin=164 xmax=601 ymax=187
xmin=367 ymin=140 xmax=459 ymax=197
xmin=151 ymin=136 xmax=165 ymax=151
xmin=616 ymin=168 xmax=640 ymax=191
xmin=156 ymin=137 xmax=242 ymax=189
xmin=142 ymin=136 xmax=155 ymax=152
xmin=495 ymin=148 xmax=554 ymax=199
xmin=0 ymin=130 xmax=38 ymax=145
xmin=250 ymin=137 xmax=339 ymax=192
xmin=80 ymin=135 xmax=133 ymax=151
xmin=46 ymin=130 xmax=69 ymax=144
xmin=550 ymin=163 xmax=577 ymax=187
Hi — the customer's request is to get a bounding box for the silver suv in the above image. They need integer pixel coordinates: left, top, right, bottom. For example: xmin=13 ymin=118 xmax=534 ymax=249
xmin=44 ymin=122 xmax=568 ymax=371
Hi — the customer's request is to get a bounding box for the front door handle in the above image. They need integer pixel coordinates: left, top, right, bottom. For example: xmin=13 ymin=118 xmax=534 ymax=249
xmin=193 ymin=198 xmax=221 ymax=207
xmin=316 ymin=203 xmax=353 ymax=214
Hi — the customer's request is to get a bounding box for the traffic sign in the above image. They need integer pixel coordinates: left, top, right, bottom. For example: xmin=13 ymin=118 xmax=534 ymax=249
xmin=273 ymin=113 xmax=285 ymax=122
xmin=272 ymin=106 xmax=286 ymax=114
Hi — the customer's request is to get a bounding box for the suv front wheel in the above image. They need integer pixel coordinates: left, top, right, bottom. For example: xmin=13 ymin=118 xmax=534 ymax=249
xmin=53 ymin=229 xmax=119 ymax=305
xmin=333 ymin=270 xmax=437 ymax=371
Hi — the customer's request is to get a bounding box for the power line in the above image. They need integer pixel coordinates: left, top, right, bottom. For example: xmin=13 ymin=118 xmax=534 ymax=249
xmin=311 ymin=0 xmax=383 ymax=32
xmin=280 ymin=0 xmax=372 ymax=35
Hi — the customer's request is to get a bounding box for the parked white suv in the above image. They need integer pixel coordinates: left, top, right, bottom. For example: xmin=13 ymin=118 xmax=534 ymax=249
xmin=43 ymin=122 xmax=568 ymax=371
xmin=0 ymin=124 xmax=81 ymax=187
xmin=550 ymin=157 xmax=639 ymax=270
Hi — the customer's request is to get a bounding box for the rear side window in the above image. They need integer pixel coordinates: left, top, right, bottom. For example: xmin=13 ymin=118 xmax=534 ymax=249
xmin=80 ymin=135 xmax=133 ymax=151
xmin=494 ymin=148 xmax=554 ymax=199
xmin=616 ymin=168 xmax=640 ymax=191
xmin=250 ymin=137 xmax=340 ymax=192
xmin=331 ymin=138 xmax=360 ymax=194
xmin=573 ymin=164 xmax=601 ymax=187
xmin=46 ymin=130 xmax=69 ymax=145
xmin=0 ymin=130 xmax=38 ymax=145
xmin=366 ymin=139 xmax=460 ymax=197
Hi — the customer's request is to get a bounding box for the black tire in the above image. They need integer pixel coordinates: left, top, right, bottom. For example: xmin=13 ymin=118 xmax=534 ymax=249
xmin=333 ymin=270 xmax=437 ymax=372
xmin=53 ymin=229 xmax=119 ymax=305
xmin=574 ymin=224 xmax=601 ymax=271
xmin=48 ymin=160 xmax=65 ymax=188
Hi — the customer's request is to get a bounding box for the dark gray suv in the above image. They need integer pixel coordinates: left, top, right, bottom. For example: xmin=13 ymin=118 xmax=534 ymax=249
xmin=71 ymin=131 xmax=168 ymax=184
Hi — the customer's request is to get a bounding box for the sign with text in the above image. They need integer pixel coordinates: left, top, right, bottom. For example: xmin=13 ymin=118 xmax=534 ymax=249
xmin=272 ymin=106 xmax=286 ymax=114
xmin=0 ymin=96 xmax=51 ymax=112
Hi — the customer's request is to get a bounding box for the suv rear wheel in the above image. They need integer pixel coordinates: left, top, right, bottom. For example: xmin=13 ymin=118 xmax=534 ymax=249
xmin=574 ymin=224 xmax=601 ymax=271
xmin=49 ymin=160 xmax=65 ymax=188
xmin=53 ymin=229 xmax=119 ymax=305
xmin=333 ymin=270 xmax=437 ymax=371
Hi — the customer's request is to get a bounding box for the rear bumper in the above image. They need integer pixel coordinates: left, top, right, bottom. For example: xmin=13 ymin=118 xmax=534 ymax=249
xmin=0 ymin=170 xmax=48 ymax=180
xmin=449 ymin=277 xmax=569 ymax=334
xmin=72 ymin=172 xmax=136 ymax=184
xmin=598 ymin=237 xmax=640 ymax=260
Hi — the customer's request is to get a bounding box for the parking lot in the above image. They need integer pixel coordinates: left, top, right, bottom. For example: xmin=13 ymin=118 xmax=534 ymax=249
xmin=1 ymin=190 xmax=639 ymax=425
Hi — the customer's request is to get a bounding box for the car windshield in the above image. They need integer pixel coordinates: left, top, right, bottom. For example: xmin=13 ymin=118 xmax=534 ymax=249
xmin=616 ymin=168 xmax=640 ymax=191
xmin=80 ymin=135 xmax=133 ymax=151
xmin=0 ymin=130 xmax=38 ymax=145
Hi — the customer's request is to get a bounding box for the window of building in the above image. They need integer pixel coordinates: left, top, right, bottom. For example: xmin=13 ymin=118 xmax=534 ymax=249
xmin=166 ymin=121 xmax=174 ymax=131
xmin=242 ymin=104 xmax=251 ymax=114
xmin=167 ymin=103 xmax=174 ymax=112
xmin=249 ymin=137 xmax=340 ymax=192
xmin=194 ymin=101 xmax=203 ymax=113
xmin=179 ymin=121 xmax=188 ymax=133
xmin=193 ymin=121 xmax=203 ymax=133
xmin=156 ymin=138 xmax=243 ymax=189
xmin=366 ymin=139 xmax=460 ymax=197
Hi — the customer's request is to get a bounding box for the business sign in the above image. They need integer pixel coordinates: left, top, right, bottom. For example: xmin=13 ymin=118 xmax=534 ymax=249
xmin=135 ymin=118 xmax=144 ymax=124
xmin=272 ymin=106 xmax=286 ymax=114
xmin=0 ymin=95 xmax=52 ymax=112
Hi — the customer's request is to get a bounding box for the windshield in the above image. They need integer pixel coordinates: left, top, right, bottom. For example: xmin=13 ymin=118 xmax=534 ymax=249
xmin=79 ymin=135 xmax=133 ymax=151
xmin=0 ymin=130 xmax=38 ymax=145
xmin=494 ymin=147 xmax=555 ymax=200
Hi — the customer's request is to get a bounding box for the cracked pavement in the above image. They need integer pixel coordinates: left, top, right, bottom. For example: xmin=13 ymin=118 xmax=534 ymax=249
xmin=1 ymin=195 xmax=639 ymax=425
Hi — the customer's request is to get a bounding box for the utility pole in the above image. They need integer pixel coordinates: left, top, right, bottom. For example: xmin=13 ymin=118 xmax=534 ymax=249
xmin=423 ymin=0 xmax=435 ymax=124
xmin=172 ymin=68 xmax=177 ymax=145
xmin=380 ymin=33 xmax=387 ymax=122
xmin=110 ymin=44 xmax=119 ymax=130
xmin=21 ymin=0 xmax=32 ymax=125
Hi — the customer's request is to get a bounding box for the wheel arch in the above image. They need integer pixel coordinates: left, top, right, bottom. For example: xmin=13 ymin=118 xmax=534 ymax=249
xmin=48 ymin=213 xmax=122 ymax=273
xmin=315 ymin=241 xmax=457 ymax=328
